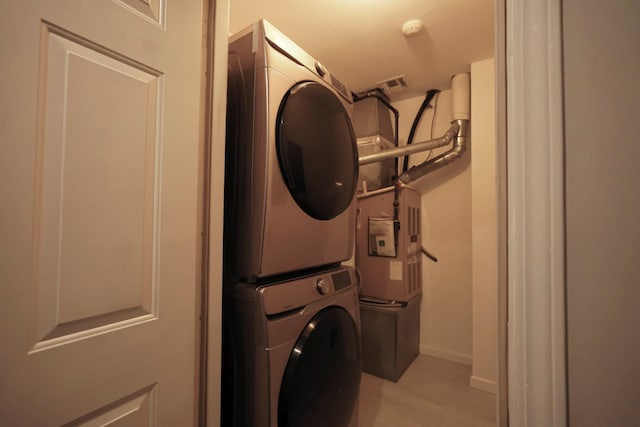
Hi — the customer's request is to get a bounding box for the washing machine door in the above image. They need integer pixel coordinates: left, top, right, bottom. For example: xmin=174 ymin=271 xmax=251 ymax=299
xmin=276 ymin=82 xmax=358 ymax=220
xmin=278 ymin=306 xmax=361 ymax=427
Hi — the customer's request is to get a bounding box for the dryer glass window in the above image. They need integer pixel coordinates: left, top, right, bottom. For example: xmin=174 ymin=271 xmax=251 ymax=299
xmin=278 ymin=306 xmax=361 ymax=427
xmin=277 ymin=82 xmax=358 ymax=220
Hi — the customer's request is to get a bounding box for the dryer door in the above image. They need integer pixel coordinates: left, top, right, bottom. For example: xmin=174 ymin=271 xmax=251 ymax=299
xmin=278 ymin=306 xmax=361 ymax=427
xmin=276 ymin=82 xmax=358 ymax=220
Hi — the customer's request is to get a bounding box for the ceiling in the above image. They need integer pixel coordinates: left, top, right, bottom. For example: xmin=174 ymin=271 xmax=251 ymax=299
xmin=229 ymin=0 xmax=495 ymax=101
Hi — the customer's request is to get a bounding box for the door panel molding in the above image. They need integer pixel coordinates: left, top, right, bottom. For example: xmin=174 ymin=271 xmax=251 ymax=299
xmin=63 ymin=385 xmax=157 ymax=426
xmin=31 ymin=22 xmax=162 ymax=351
xmin=113 ymin=0 xmax=166 ymax=28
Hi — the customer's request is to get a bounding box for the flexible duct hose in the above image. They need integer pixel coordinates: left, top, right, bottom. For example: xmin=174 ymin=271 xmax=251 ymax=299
xmin=402 ymin=89 xmax=440 ymax=173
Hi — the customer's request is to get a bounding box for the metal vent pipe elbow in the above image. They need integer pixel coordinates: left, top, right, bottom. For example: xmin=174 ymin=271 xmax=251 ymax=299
xmin=398 ymin=119 xmax=469 ymax=184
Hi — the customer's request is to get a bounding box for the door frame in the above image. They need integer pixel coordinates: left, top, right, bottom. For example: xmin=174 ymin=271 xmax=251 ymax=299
xmin=504 ymin=0 xmax=567 ymax=425
xmin=202 ymin=0 xmax=229 ymax=425
xmin=203 ymin=0 xmax=571 ymax=425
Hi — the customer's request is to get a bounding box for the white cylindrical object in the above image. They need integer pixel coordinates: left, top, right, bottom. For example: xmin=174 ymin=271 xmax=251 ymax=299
xmin=451 ymin=73 xmax=471 ymax=120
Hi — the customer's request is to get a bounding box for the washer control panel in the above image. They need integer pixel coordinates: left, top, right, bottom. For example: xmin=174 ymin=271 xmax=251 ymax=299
xmin=260 ymin=267 xmax=354 ymax=316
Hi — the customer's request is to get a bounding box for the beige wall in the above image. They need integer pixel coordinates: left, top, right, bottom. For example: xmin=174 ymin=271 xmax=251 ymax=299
xmin=392 ymin=61 xmax=497 ymax=385
xmin=394 ymin=89 xmax=473 ymax=365
xmin=470 ymin=58 xmax=497 ymax=393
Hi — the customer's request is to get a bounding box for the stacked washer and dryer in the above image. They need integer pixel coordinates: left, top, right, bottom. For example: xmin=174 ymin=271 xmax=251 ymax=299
xmin=222 ymin=20 xmax=362 ymax=427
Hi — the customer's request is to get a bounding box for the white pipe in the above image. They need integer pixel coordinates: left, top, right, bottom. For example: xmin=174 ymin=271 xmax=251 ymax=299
xmin=452 ymin=72 xmax=471 ymax=120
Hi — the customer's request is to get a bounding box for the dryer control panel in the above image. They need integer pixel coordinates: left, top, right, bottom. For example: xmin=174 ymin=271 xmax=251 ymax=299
xmin=257 ymin=19 xmax=353 ymax=103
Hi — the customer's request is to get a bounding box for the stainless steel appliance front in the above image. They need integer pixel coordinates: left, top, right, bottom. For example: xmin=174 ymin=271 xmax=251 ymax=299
xmin=225 ymin=20 xmax=358 ymax=282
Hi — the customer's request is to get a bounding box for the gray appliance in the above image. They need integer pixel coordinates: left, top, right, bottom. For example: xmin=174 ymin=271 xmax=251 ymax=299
xmin=225 ymin=20 xmax=358 ymax=283
xmin=355 ymin=185 xmax=423 ymax=382
xmin=356 ymin=185 xmax=422 ymax=302
xmin=360 ymin=294 xmax=421 ymax=382
xmin=225 ymin=266 xmax=361 ymax=427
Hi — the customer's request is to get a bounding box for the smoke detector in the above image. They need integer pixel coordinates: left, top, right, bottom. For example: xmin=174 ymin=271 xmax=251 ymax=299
xmin=377 ymin=75 xmax=407 ymax=95
xmin=402 ymin=19 xmax=424 ymax=37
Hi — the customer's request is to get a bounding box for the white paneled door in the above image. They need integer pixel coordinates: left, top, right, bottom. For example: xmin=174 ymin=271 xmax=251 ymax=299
xmin=0 ymin=0 xmax=205 ymax=424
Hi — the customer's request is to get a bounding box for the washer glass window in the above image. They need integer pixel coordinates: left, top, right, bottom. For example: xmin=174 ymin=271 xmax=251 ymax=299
xmin=278 ymin=306 xmax=361 ymax=427
xmin=277 ymin=82 xmax=358 ymax=220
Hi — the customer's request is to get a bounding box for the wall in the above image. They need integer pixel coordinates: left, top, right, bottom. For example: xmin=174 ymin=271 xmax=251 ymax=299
xmin=392 ymin=61 xmax=497 ymax=386
xmin=394 ymin=89 xmax=473 ymax=365
xmin=470 ymin=58 xmax=497 ymax=393
xmin=564 ymin=1 xmax=640 ymax=424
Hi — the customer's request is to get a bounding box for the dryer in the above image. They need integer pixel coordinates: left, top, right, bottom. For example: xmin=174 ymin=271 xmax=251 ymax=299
xmin=225 ymin=20 xmax=359 ymax=282
xmin=224 ymin=265 xmax=361 ymax=427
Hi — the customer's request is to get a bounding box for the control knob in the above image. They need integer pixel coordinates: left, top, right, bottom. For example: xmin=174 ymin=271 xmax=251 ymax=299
xmin=316 ymin=279 xmax=330 ymax=295
xmin=314 ymin=61 xmax=327 ymax=77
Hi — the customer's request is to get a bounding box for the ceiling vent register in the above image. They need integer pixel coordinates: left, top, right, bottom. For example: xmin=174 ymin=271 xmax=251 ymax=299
xmin=376 ymin=75 xmax=407 ymax=95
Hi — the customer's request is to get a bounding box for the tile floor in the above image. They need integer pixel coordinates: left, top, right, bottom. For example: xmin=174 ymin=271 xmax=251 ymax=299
xmin=358 ymin=354 xmax=496 ymax=427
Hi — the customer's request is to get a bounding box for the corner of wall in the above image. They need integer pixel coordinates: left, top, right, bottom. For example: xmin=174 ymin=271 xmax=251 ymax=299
xmin=470 ymin=57 xmax=498 ymax=393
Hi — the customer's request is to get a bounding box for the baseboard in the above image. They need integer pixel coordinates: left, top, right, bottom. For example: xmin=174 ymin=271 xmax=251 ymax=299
xmin=419 ymin=345 xmax=472 ymax=366
xmin=470 ymin=375 xmax=497 ymax=394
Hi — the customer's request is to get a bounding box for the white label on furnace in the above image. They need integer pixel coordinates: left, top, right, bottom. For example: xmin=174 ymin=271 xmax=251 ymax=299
xmin=389 ymin=260 xmax=403 ymax=281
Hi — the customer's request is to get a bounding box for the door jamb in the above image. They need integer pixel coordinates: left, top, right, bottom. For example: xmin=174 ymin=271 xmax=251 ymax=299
xmin=201 ymin=0 xmax=230 ymax=425
xmin=505 ymin=0 xmax=567 ymax=425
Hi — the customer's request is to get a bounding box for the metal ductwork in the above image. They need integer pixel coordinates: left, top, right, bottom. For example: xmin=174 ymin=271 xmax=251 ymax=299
xmin=357 ymin=73 xmax=471 ymax=185
xmin=399 ymin=119 xmax=468 ymax=183
xmin=358 ymin=121 xmax=460 ymax=166
xmin=352 ymin=90 xmax=399 ymax=192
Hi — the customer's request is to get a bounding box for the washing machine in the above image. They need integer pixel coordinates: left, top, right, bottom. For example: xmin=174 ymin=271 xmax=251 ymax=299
xmin=224 ymin=265 xmax=362 ymax=427
xmin=225 ymin=20 xmax=359 ymax=282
